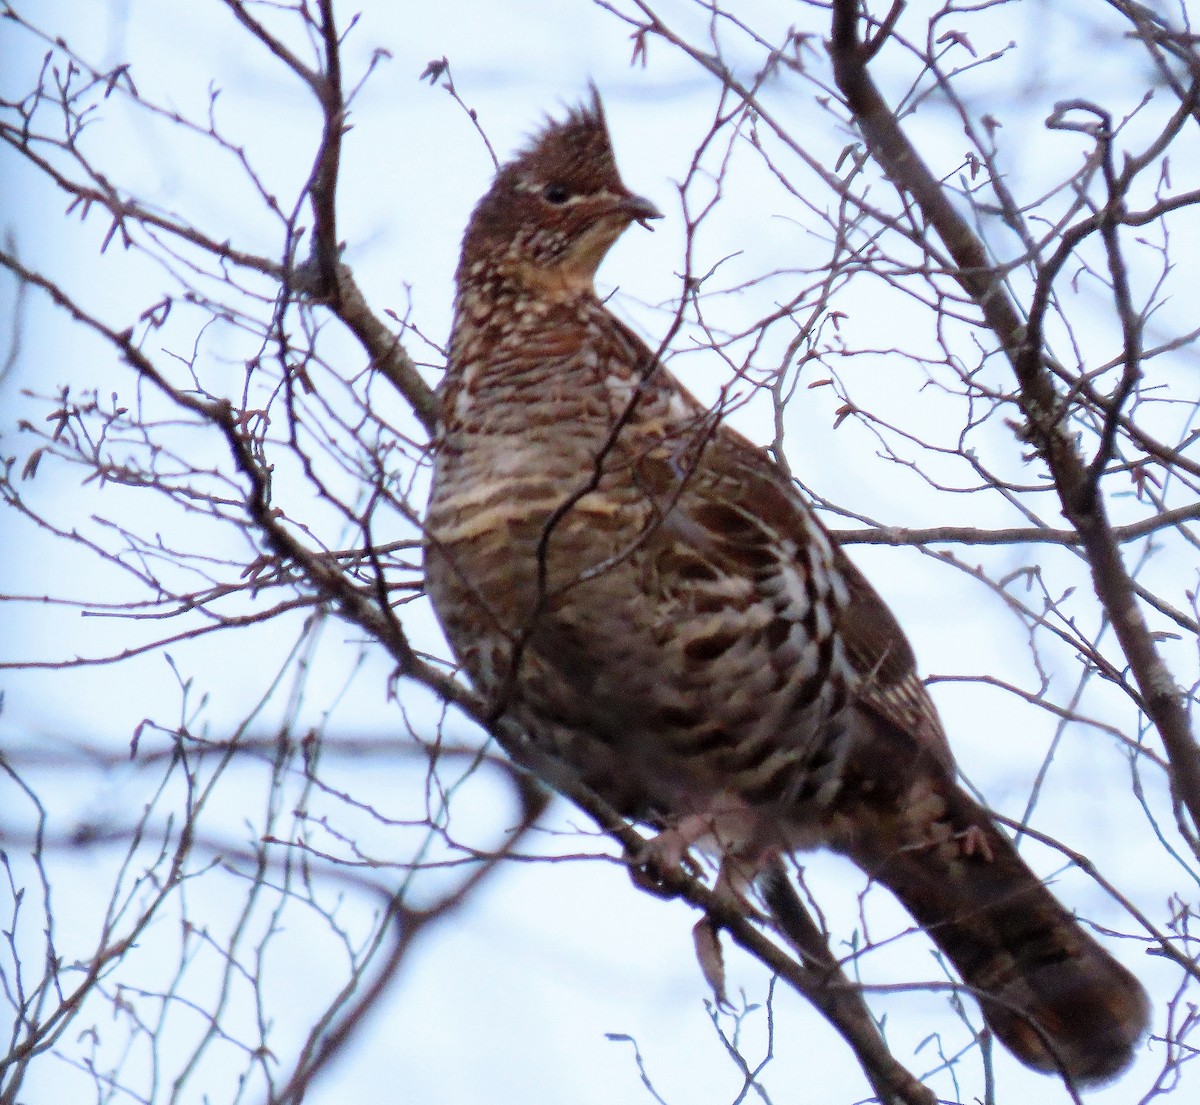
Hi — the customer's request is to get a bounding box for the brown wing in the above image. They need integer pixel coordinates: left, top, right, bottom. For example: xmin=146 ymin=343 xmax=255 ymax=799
xmin=833 ymin=547 xmax=954 ymax=771
xmin=652 ymin=406 xmax=954 ymax=767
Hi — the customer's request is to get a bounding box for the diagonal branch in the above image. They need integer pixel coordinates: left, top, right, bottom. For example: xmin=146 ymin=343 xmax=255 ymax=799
xmin=2 ymin=243 xmax=934 ymax=1105
xmin=827 ymin=0 xmax=1200 ymax=841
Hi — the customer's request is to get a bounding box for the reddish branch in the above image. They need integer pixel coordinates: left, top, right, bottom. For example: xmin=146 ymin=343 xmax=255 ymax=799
xmin=831 ymin=501 xmax=1200 ymax=549
xmin=828 ymin=0 xmax=1200 ymax=838
xmin=270 ymin=764 xmax=550 ymax=1105
xmin=1 ymin=246 xmax=939 ymax=1104
xmin=223 ymin=0 xmax=436 ymax=431
xmin=4 ymin=3 xmax=1196 ymax=1102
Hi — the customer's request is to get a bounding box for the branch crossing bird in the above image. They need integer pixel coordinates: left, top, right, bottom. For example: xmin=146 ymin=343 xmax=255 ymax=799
xmin=423 ymin=89 xmax=1150 ymax=1084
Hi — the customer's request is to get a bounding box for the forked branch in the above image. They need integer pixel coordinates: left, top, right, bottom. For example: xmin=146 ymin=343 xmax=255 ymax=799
xmin=828 ymin=0 xmax=1200 ymax=841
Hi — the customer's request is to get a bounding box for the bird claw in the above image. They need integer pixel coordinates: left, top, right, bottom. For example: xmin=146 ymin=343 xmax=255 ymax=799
xmin=956 ymin=823 xmax=995 ymax=863
xmin=711 ymin=858 xmax=769 ymax=923
xmin=626 ymin=831 xmax=702 ymax=898
xmin=627 ymin=853 xmax=680 ymax=898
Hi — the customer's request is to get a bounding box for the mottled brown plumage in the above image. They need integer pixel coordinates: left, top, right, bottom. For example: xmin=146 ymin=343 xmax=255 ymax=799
xmin=424 ymin=91 xmax=1149 ymax=1084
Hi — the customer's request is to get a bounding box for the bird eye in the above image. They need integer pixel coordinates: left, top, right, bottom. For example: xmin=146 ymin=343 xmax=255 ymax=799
xmin=542 ymin=183 xmax=571 ymax=205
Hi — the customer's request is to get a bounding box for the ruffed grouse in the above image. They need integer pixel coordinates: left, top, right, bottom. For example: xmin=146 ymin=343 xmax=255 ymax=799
xmin=424 ymin=91 xmax=1149 ymax=1083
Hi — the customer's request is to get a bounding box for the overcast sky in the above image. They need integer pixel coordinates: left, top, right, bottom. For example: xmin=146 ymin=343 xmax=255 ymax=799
xmin=1 ymin=3 xmax=1191 ymax=1104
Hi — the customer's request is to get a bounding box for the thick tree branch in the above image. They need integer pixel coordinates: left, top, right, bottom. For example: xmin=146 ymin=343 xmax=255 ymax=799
xmin=828 ymin=0 xmax=1200 ymax=839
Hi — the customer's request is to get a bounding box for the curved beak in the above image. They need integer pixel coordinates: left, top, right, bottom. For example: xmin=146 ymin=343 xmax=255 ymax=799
xmin=619 ymin=192 xmax=664 ymax=229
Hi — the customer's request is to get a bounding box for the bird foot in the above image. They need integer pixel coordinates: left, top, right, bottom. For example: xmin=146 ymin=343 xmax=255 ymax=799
xmin=955 ymin=823 xmax=995 ymax=862
xmin=626 ymin=823 xmax=704 ymax=898
xmin=628 ymin=821 xmax=771 ymax=1005
xmin=711 ymin=854 xmax=769 ymax=922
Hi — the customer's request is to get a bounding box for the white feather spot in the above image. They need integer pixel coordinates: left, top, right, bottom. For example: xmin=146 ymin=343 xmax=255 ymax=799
xmin=794 ymin=640 xmax=819 ymax=680
xmin=668 ymin=392 xmax=693 ymax=422
xmin=604 ymin=373 xmax=635 ymax=404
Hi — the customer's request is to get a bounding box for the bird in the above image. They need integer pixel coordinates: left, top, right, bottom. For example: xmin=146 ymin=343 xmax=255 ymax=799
xmin=423 ymin=89 xmax=1150 ymax=1085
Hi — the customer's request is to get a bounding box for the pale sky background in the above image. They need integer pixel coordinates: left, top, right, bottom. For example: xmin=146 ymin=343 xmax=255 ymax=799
xmin=1 ymin=3 xmax=1193 ymax=1104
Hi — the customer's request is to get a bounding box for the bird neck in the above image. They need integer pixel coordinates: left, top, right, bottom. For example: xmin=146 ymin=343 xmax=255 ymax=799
xmin=454 ymin=252 xmax=600 ymax=309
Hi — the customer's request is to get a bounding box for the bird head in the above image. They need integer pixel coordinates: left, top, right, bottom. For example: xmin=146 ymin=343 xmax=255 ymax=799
xmin=458 ymin=88 xmax=662 ymax=295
